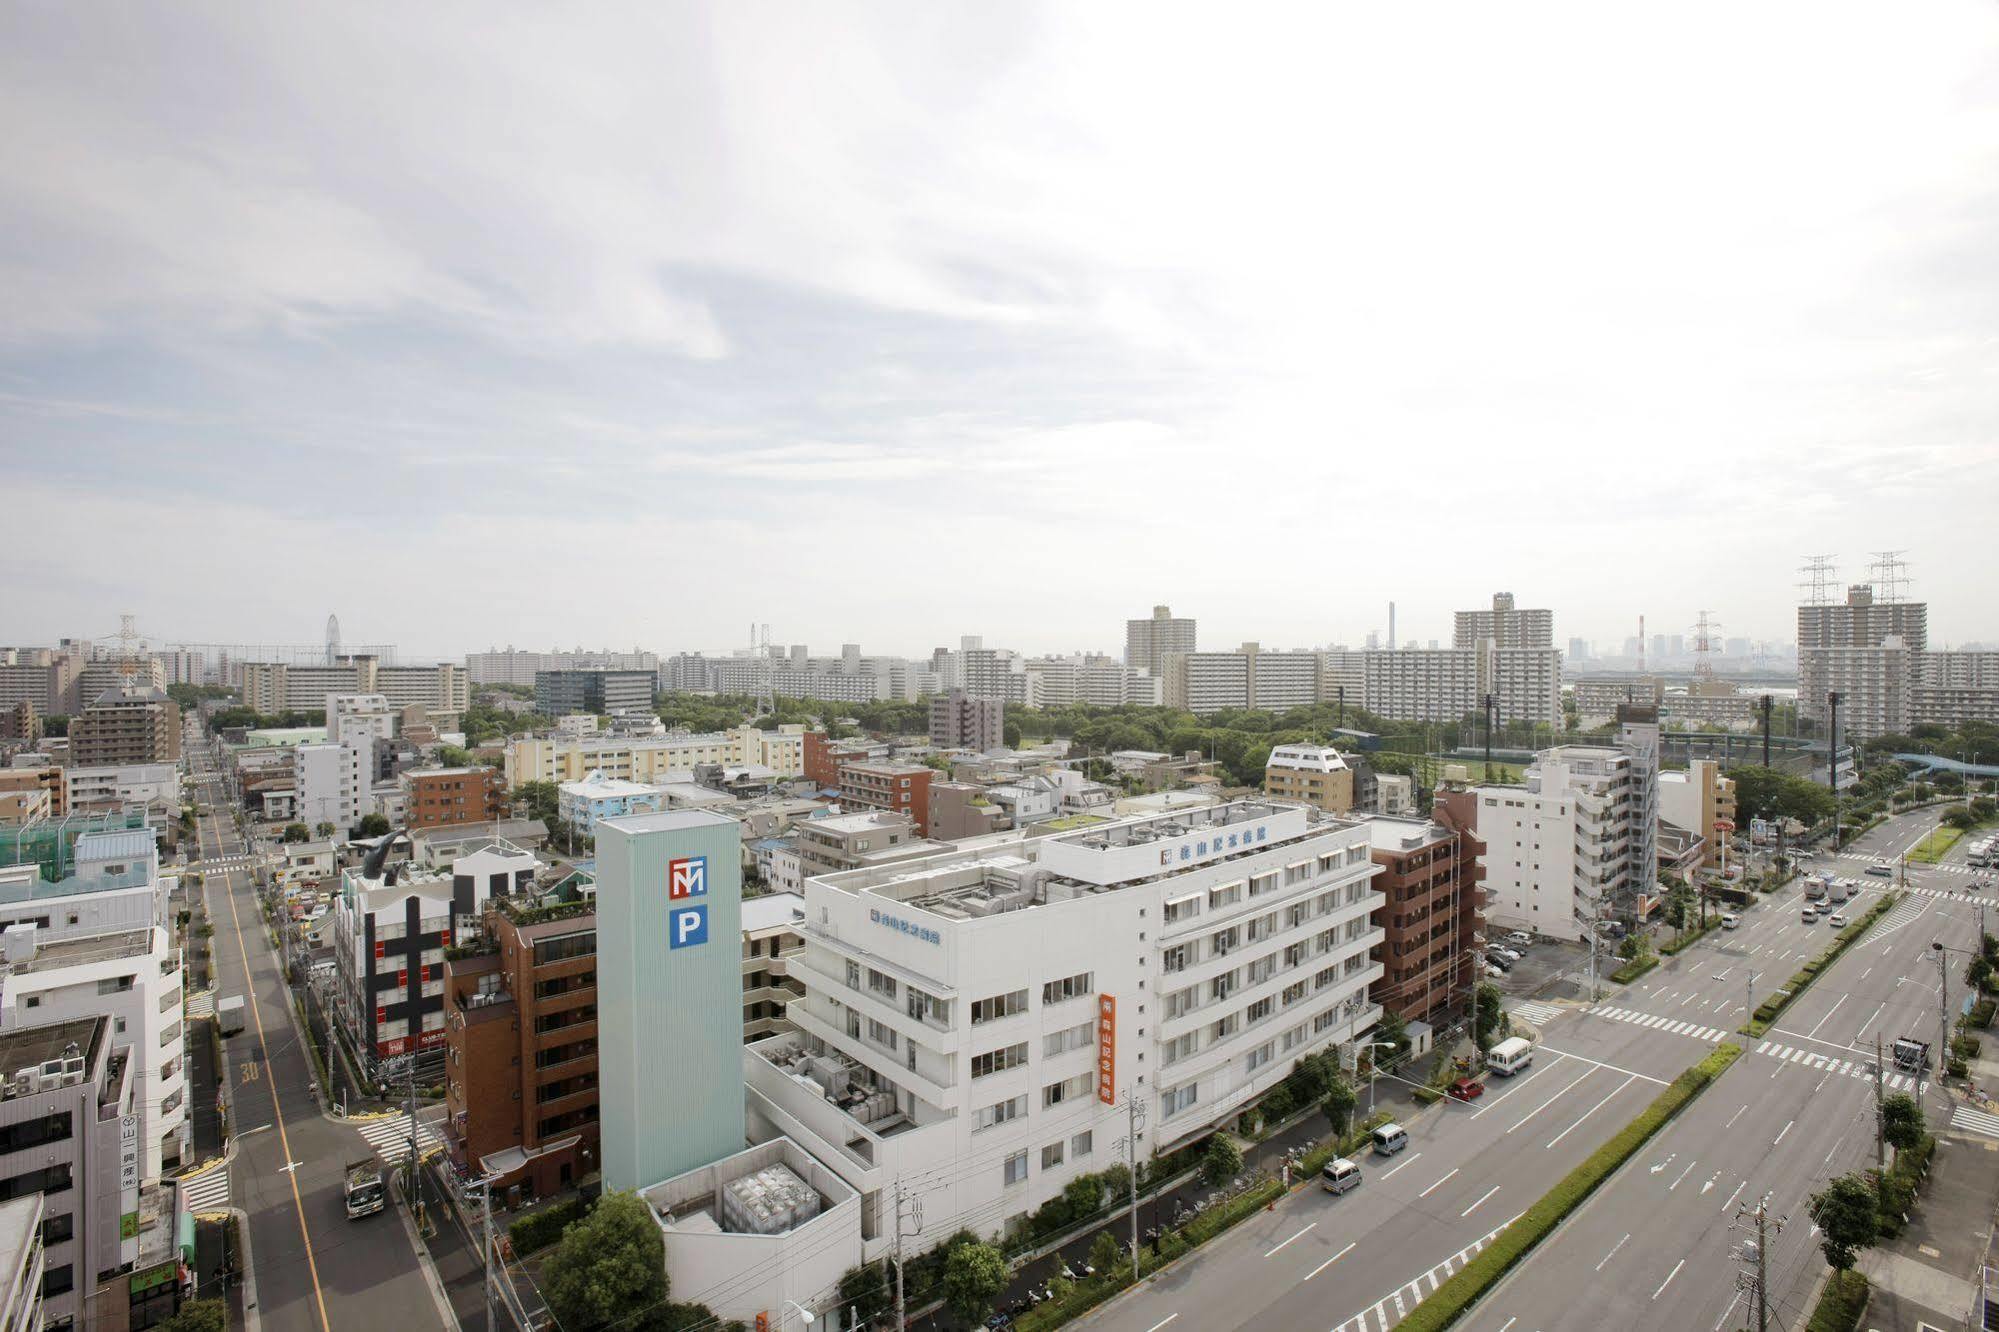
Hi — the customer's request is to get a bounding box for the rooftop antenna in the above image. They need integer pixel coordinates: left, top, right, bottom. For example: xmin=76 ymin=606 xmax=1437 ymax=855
xmin=1637 ymin=614 xmax=1645 ymax=675
xmin=1868 ymin=551 xmax=1911 ymax=603
xmin=1690 ymin=610 xmax=1722 ymax=682
xmin=115 ymin=613 xmax=147 ymax=686
xmin=1798 ymin=555 xmax=1837 ymax=606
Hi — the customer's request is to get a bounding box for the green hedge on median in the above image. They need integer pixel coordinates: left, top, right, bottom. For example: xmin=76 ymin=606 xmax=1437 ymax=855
xmin=1394 ymin=1043 xmax=1742 ymax=1332
xmin=1744 ymin=893 xmax=1898 ymax=1037
xmin=1609 ymin=956 xmax=1657 ymax=984
xmin=1660 ymin=921 xmax=1717 ymax=956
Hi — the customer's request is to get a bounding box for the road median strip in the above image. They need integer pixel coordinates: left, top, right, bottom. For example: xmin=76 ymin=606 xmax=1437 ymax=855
xmin=1391 ymin=1043 xmax=1742 ymax=1332
xmin=1742 ymin=892 xmax=1899 ymax=1038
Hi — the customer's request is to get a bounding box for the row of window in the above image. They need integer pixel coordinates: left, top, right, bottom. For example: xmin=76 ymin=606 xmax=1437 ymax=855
xmin=1002 ymin=1129 xmax=1095 ymax=1186
xmin=1163 ymin=918 xmax=1375 ymax=1023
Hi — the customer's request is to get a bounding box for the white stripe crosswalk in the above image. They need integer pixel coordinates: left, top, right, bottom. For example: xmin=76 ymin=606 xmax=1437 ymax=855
xmin=1754 ymin=1040 xmax=1918 ymax=1091
xmin=352 ymin=1112 xmax=446 ymax=1162
xmin=1950 ymin=1106 xmax=1999 ymax=1139
xmin=1328 ymin=1216 xmax=1519 ymax=1332
xmin=1590 ymin=1006 xmax=1729 ymax=1042
xmin=179 ymin=1160 xmax=230 ymax=1214
xmin=184 ymin=989 xmax=215 ymax=1020
xmin=1508 ymin=1000 xmax=1566 ymax=1028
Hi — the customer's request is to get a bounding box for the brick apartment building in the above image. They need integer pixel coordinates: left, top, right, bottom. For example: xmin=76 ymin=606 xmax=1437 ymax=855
xmin=836 ymin=760 xmax=934 ymax=834
xmin=404 ymin=766 xmax=509 ymax=831
xmin=443 ymin=900 xmax=600 ymax=1199
xmin=66 ymin=685 xmax=181 ymax=767
xmin=1366 ymin=795 xmax=1485 ymax=1026
xmin=802 ymin=731 xmax=889 ymax=790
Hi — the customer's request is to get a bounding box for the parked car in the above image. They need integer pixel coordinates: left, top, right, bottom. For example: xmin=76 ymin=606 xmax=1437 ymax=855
xmin=1491 ymin=948 xmax=1522 ymax=963
xmin=1447 ymin=1076 xmax=1485 ymax=1102
xmin=1487 ymin=955 xmax=1512 ymax=973
xmin=1720 ymin=912 xmax=1741 ymax=929
xmin=1503 ymin=931 xmax=1533 ymax=947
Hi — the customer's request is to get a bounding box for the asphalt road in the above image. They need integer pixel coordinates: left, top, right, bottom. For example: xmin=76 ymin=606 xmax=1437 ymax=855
xmin=1074 ymin=808 xmax=1976 ymax=1332
xmin=1466 ymin=807 xmax=1986 ymax=1332
xmin=187 ymin=730 xmax=450 ymax=1331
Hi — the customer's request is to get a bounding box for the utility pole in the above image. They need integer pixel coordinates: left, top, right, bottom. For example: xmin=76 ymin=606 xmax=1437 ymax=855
xmin=892 ymin=1178 xmax=914 ymax=1332
xmin=1760 ymin=693 xmax=1772 ymax=769
xmin=1937 ymin=945 xmax=1951 ymax=1091
xmin=1873 ymin=1035 xmax=1886 ymax=1192
xmin=479 ymin=1175 xmax=496 ymax=1332
xmin=1828 ymin=691 xmax=1842 ymax=850
xmin=404 ymin=1057 xmax=424 ymax=1234
xmin=1119 ymin=1094 xmax=1146 ymax=1286
xmin=1732 ymin=1194 xmax=1782 ymax=1332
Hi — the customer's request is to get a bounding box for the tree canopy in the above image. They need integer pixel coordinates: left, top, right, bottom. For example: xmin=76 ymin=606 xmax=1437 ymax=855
xmin=1808 ymin=1173 xmax=1878 ymax=1272
xmin=542 ymin=1192 xmax=672 ymax=1332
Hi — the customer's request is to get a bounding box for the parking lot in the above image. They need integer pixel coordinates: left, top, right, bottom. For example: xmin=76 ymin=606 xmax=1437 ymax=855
xmin=1484 ymin=933 xmax=1595 ymax=1001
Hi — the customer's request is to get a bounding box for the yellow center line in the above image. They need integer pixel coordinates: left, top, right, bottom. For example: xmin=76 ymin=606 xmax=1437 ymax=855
xmin=204 ymin=767 xmax=332 ymax=1331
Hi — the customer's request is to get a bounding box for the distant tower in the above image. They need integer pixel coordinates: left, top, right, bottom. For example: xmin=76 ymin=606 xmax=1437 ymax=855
xmin=326 ymin=614 xmax=342 ymax=664
xmin=1690 ymin=610 xmax=1721 ymax=682
xmin=1388 ymin=602 xmax=1396 ymax=652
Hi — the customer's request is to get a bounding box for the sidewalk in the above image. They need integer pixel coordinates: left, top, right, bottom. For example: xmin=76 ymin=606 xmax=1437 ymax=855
xmin=1850 ymin=1123 xmax=1999 ymax=1329
xmin=906 ymin=1073 xmax=1432 ymax=1330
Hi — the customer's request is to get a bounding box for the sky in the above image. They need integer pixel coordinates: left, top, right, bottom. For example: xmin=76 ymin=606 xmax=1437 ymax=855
xmin=4 ymin=2 xmax=1998 ymax=662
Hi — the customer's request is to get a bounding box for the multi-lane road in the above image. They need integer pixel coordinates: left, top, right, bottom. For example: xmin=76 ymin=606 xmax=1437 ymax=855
xmin=1079 ymin=807 xmax=1986 ymax=1332
xmin=185 ymin=726 xmax=450 ymax=1330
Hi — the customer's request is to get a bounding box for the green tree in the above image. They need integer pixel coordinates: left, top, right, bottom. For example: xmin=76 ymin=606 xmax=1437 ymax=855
xmin=281 ymin=822 xmax=309 ymax=844
xmin=1002 ymin=721 xmax=1023 ymax=749
xmin=542 ymin=1192 xmax=672 ymax=1331
xmin=357 ymin=812 xmax=391 ymax=837
xmin=1088 ymin=1229 xmax=1125 ymax=1278
xmin=836 ymin=1262 xmax=889 ymax=1322
xmin=314 ymin=821 xmax=335 ymax=838
xmin=1322 ymin=1079 xmax=1358 ymax=1135
xmin=1880 ymin=1093 xmax=1924 ymax=1154
xmin=1376 ymin=1010 xmax=1409 ymax=1058
xmin=160 ymin=1300 xmax=227 ymax=1332
xmin=1200 ymin=1133 xmax=1244 ymax=1187
xmin=1474 ymin=983 xmax=1507 ymax=1051
xmin=515 ymin=780 xmax=561 ymax=826
xmin=1060 ymin=1173 xmax=1102 ymax=1222
xmin=941 ymin=1238 xmax=1009 ymax=1326
xmin=1808 ymin=1173 xmax=1879 ymax=1272
xmin=42 ymin=713 xmax=69 ymax=737
xmin=1099 ymin=1161 xmax=1131 ymax=1201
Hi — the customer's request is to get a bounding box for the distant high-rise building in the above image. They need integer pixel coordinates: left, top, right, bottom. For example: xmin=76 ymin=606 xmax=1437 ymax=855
xmin=534 ymin=669 xmax=655 ymax=717
xmin=1798 ymin=584 xmax=1929 ymax=741
xmin=1125 ymin=605 xmax=1197 ymax=676
xmin=1453 ymin=592 xmax=1553 ymax=650
xmin=930 ymin=688 xmax=1004 ymax=751
xmin=1567 ymin=637 xmax=1590 ymax=661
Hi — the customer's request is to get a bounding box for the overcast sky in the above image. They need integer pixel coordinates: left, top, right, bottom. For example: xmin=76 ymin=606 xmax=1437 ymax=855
xmin=5 ymin=3 xmax=1998 ymax=662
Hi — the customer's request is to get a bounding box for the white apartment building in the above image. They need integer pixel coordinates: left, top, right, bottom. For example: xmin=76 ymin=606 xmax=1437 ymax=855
xmin=296 ymin=741 xmax=371 ymax=833
xmin=1125 ymin=605 xmax=1197 ymax=677
xmin=241 ymin=660 xmax=466 ymax=716
xmin=506 ymin=725 xmax=806 ymax=786
xmin=745 ymin=800 xmax=1384 ymax=1254
xmin=468 ymin=647 xmax=659 ymax=688
xmin=1161 ymin=651 xmax=1250 ymax=714
xmin=960 ymin=650 xmax=1038 ymax=706
xmin=327 ymin=693 xmax=395 ymax=748
xmin=0 ymin=925 xmax=188 ymax=1179
xmin=62 ymin=762 xmax=177 ymax=813
xmin=1318 ymin=650 xmax=1365 ymax=711
xmin=1361 ymin=646 xmax=1561 ymax=725
xmin=1453 ymin=592 xmax=1554 ymax=650
xmin=1477 ymin=742 xmax=1651 ymax=943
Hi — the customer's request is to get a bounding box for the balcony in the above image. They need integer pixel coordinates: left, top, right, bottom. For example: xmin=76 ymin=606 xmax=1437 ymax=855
xmin=532 ymin=1015 xmax=597 ymax=1049
xmin=788 ymin=1002 xmax=956 ymax=1103
xmin=746 ymin=1033 xmax=936 ymax=1182
xmin=535 ymin=984 xmax=597 ymax=1015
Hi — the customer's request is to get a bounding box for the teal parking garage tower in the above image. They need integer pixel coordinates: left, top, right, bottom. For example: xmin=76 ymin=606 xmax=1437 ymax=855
xmin=596 ymin=809 xmax=747 ymax=1190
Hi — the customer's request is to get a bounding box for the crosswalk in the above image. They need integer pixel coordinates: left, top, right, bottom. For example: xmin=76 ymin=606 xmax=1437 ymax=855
xmin=1898 ymin=883 xmax=1989 ymax=902
xmin=1875 ymin=897 xmax=1931 ymax=933
xmin=179 ymin=1160 xmax=231 ymax=1214
xmin=1590 ymin=1006 xmax=1731 ymax=1043
xmin=1507 ymin=1000 xmax=1567 ymax=1028
xmin=184 ymin=989 xmax=215 ymax=1019
xmin=352 ymin=1112 xmax=447 ymax=1162
xmin=1752 ymin=1039 xmax=1919 ymax=1091
xmin=1950 ymin=1106 xmax=1999 ymax=1139
xmin=1328 ymin=1216 xmax=1519 ymax=1332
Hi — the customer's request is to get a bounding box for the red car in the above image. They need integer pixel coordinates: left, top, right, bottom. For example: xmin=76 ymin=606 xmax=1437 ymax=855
xmin=1447 ymin=1076 xmax=1484 ymax=1102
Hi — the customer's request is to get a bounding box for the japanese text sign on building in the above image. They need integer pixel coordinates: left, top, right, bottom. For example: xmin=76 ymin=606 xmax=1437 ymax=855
xmin=1097 ymin=994 xmax=1117 ymax=1104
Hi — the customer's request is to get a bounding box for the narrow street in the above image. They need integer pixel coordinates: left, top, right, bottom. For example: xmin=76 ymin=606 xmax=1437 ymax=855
xmin=186 ymin=737 xmax=451 ymax=1331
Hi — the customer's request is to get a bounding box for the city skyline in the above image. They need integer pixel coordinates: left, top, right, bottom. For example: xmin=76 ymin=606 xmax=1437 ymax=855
xmin=5 ymin=5 xmax=1999 ymax=654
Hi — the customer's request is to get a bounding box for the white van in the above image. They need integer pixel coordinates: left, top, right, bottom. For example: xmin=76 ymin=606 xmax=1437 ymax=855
xmin=1371 ymin=1123 xmax=1409 ymax=1157
xmin=1720 ymin=912 xmax=1741 ymax=930
xmin=1488 ymin=1036 xmax=1533 ymax=1076
xmin=1321 ymin=1158 xmax=1362 ymax=1195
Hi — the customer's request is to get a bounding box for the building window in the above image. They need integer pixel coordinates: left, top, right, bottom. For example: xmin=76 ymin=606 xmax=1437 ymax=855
xmin=1043 ymin=1073 xmax=1093 ymax=1107
xmin=1003 ymin=1150 xmax=1029 ymax=1186
xmin=971 ymin=1043 xmax=1029 ymax=1079
xmin=1042 ymin=972 xmax=1094 ymax=1005
xmin=1072 ymin=1130 xmax=1093 ymax=1159
xmin=1043 ymin=1021 xmax=1093 ymax=1057
xmin=1247 ymin=1042 xmax=1274 ymax=1072
xmin=1041 ymin=1141 xmax=1065 ymax=1170
xmin=1161 ymin=1083 xmax=1199 ymax=1118
xmin=975 ymin=1095 xmax=1027 ymax=1132
xmin=970 ymin=990 xmax=1028 ymax=1025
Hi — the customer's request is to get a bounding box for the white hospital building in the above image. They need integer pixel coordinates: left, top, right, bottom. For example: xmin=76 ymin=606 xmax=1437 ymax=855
xmin=743 ymin=799 xmax=1385 ymax=1255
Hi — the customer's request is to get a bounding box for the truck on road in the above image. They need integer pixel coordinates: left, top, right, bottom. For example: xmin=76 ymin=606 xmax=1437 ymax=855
xmin=344 ymin=1160 xmax=387 ymax=1219
xmin=215 ymin=996 xmax=245 ymax=1038
xmin=1893 ymin=1038 xmax=1931 ymax=1073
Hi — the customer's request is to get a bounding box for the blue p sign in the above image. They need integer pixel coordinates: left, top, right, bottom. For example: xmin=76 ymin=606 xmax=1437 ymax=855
xmin=669 ymin=905 xmax=709 ymax=950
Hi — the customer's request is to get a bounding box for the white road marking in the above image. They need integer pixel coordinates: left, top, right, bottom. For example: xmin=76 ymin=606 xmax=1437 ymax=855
xmin=1721 ymin=1180 xmax=1746 ymax=1214
xmin=1418 ymin=1168 xmax=1459 ymax=1198
xmin=1548 ymin=1075 xmax=1637 ymax=1148
xmin=1857 ymin=1001 xmax=1888 ymax=1040
xmin=1653 ymin=1257 xmax=1686 ymax=1299
xmin=1595 ymin=1233 xmax=1630 ymax=1272
xmin=1774 ymin=1119 xmax=1794 ymax=1146
xmin=1461 ymin=1185 xmax=1500 ymax=1218
xmin=1807 ymin=994 xmax=1848 ymax=1039
xmin=1669 ymin=1159 xmax=1697 ymax=1191
xmin=1378 ymin=1152 xmax=1422 ymax=1180
xmin=1304 ymin=1242 xmax=1355 ymax=1280
xmin=1536 ymin=1045 xmax=1669 ymax=1085
xmin=1266 ymin=1223 xmax=1316 ymax=1258
xmin=1824 ymin=1132 xmax=1847 ymax=1165
xmin=1145 ymin=1318 xmax=1178 ymax=1332
xmin=1508 ymin=1070 xmax=1595 ymax=1134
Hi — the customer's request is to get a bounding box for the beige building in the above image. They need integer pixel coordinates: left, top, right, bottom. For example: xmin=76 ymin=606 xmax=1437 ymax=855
xmin=506 ymin=724 xmax=806 ymax=786
xmin=1657 ymin=759 xmax=1738 ymax=872
xmin=242 ymin=659 xmax=468 ymax=716
xmin=1263 ymin=744 xmax=1356 ymax=813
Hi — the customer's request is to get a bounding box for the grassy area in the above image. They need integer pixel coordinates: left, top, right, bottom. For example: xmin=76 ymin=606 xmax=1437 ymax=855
xmin=1908 ymin=824 xmax=1967 ymax=864
xmin=1396 ymin=1044 xmax=1742 ymax=1332
xmin=1432 ymin=756 xmax=1523 ymax=784
xmin=1609 ymin=956 xmax=1658 ymax=984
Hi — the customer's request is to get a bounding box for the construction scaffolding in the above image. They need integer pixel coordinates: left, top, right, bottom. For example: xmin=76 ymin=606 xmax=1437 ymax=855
xmin=0 ymin=808 xmax=154 ymax=883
